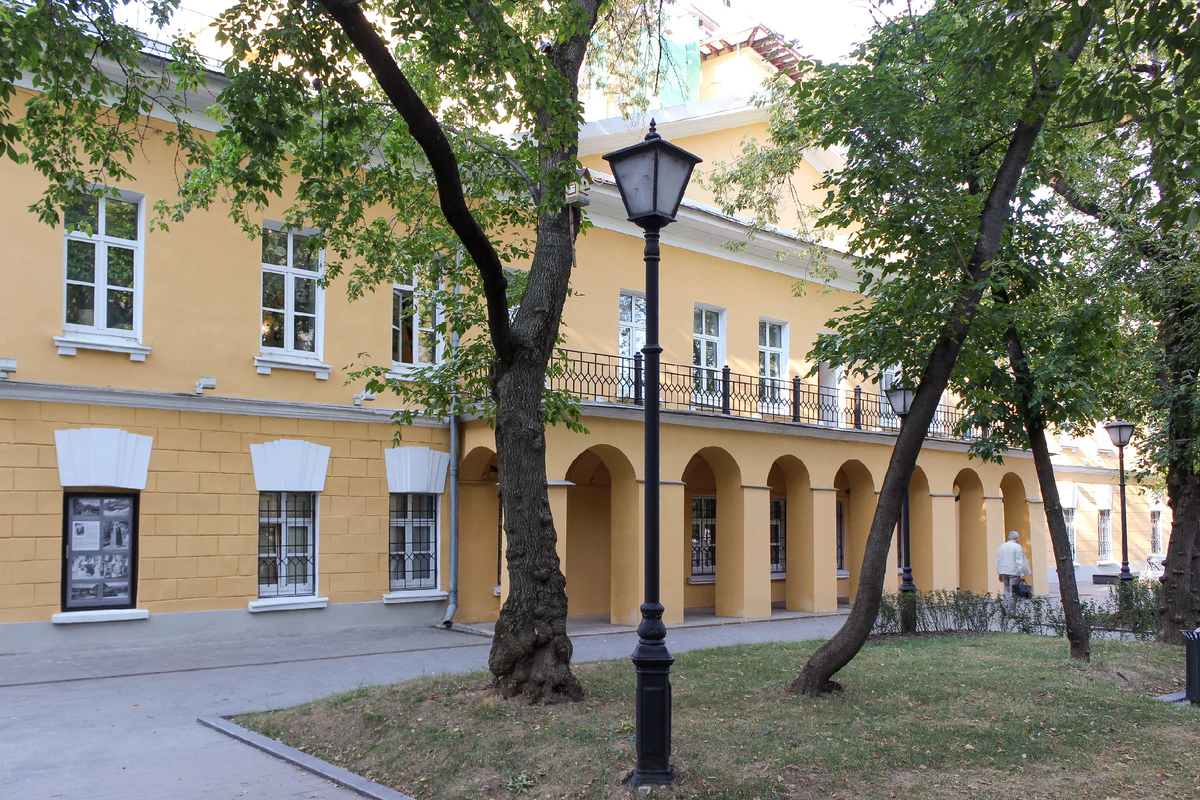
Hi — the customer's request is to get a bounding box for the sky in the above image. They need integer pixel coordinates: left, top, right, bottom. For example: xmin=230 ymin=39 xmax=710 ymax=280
xmin=133 ymin=0 xmax=878 ymax=65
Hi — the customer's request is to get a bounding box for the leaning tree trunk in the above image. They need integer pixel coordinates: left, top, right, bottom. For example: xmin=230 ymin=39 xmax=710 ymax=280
xmin=791 ymin=20 xmax=1095 ymax=697
xmin=487 ymin=206 xmax=584 ymax=700
xmin=1001 ymin=326 xmax=1090 ymax=660
xmin=1162 ymin=469 xmax=1200 ymax=642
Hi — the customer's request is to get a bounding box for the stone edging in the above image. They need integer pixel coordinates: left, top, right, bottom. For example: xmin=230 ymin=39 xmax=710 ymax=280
xmin=197 ymin=715 xmax=419 ymax=800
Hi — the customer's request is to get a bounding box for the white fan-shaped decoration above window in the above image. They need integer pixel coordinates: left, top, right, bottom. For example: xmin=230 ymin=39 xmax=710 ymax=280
xmin=385 ymin=447 xmax=451 ymax=494
xmin=55 ymin=428 xmax=154 ymax=490
xmin=249 ymin=439 xmax=331 ymax=492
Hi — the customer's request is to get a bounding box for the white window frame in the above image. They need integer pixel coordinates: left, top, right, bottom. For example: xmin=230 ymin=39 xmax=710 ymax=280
xmin=817 ymin=361 xmax=845 ymax=427
xmin=1063 ymin=507 xmax=1077 ymax=563
xmin=56 ymin=189 xmax=150 ymax=361
xmin=390 ymin=270 xmax=443 ymax=375
xmin=1150 ymin=509 xmax=1163 ymax=555
xmin=692 ymin=304 xmax=725 ymax=407
xmin=618 ymin=290 xmax=647 ymax=399
xmin=255 ymin=222 xmax=328 ymax=378
xmin=758 ymin=318 xmax=788 ymax=409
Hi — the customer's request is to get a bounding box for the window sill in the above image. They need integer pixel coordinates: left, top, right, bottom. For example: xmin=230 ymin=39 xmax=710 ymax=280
xmin=771 ymin=572 xmax=786 ymax=581
xmin=688 ymin=575 xmax=716 ymax=585
xmin=837 ymin=570 xmax=850 ymax=579
xmin=52 ymin=608 xmax=149 ymax=624
xmin=1096 ymin=560 xmax=1120 ymax=568
xmin=255 ymin=354 xmax=331 ymax=380
xmin=55 ymin=333 xmax=150 ymax=362
xmin=247 ymin=596 xmax=328 ymax=613
xmin=382 ymin=589 xmax=448 ymax=604
xmin=387 ymin=363 xmax=436 ymax=381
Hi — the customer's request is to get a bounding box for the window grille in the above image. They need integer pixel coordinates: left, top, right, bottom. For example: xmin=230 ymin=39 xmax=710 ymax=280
xmin=1097 ymin=509 xmax=1112 ymax=562
xmin=1063 ymin=507 xmax=1076 ymax=561
xmin=63 ymin=494 xmax=137 ymax=610
xmin=258 ymin=492 xmax=316 ymax=597
xmin=691 ymin=495 xmax=716 ymax=577
xmin=770 ymin=498 xmax=786 ymax=573
xmin=1150 ymin=510 xmax=1162 ymax=554
xmin=390 ymin=493 xmax=438 ymax=590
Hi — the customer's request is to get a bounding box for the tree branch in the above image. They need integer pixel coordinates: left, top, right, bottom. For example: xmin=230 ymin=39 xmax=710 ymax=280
xmin=317 ymin=0 xmax=514 ymax=364
xmin=444 ymin=125 xmax=542 ymax=204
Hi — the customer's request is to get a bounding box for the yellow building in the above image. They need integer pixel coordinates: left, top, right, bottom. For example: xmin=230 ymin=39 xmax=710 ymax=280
xmin=0 ymin=23 xmax=1164 ymax=651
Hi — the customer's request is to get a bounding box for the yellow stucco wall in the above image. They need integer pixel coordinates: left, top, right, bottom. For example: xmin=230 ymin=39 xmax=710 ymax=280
xmin=0 ymin=397 xmax=447 ymax=623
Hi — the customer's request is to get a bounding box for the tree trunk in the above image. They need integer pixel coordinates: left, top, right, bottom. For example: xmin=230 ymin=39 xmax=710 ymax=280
xmin=791 ymin=16 xmax=1095 ymax=697
xmin=1162 ymin=469 xmax=1200 ymax=642
xmin=488 ymin=207 xmax=583 ymax=700
xmin=999 ymin=325 xmax=1090 ymax=660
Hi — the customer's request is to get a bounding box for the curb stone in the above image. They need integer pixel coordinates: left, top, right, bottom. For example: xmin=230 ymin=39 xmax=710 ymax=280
xmin=198 ymin=715 xmax=419 ymax=800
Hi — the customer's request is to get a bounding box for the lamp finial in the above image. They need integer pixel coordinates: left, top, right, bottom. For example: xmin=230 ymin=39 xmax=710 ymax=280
xmin=646 ymin=119 xmax=661 ymax=141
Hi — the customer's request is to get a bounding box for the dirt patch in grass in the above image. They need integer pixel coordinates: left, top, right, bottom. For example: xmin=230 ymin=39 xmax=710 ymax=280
xmin=238 ymin=635 xmax=1199 ymax=799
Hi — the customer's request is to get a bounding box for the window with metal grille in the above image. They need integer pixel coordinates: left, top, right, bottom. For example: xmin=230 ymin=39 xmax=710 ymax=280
xmin=1064 ymin=507 xmax=1076 ymax=561
xmin=691 ymin=495 xmax=716 ymax=577
xmin=836 ymin=499 xmax=846 ymax=572
xmin=1150 ymin=510 xmax=1162 ymax=554
xmin=1097 ymin=509 xmax=1112 ymax=562
xmin=258 ymin=492 xmax=316 ymax=598
xmin=390 ymin=493 xmax=438 ymax=590
xmin=63 ymin=494 xmax=137 ymax=610
xmin=770 ymin=498 xmax=786 ymax=573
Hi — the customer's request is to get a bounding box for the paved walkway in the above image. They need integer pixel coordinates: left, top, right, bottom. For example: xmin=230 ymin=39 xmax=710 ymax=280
xmin=0 ymin=613 xmax=846 ymax=800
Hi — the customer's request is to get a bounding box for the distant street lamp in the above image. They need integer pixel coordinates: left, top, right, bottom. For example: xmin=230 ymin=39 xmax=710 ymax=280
xmin=885 ymin=386 xmax=918 ymax=598
xmin=603 ymin=120 xmax=701 ymax=788
xmin=1104 ymin=420 xmax=1136 ymax=583
xmin=886 ymin=385 xmax=918 ymax=635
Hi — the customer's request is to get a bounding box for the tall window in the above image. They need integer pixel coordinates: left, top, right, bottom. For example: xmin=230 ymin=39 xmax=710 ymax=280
xmin=691 ymin=496 xmax=716 ymax=577
xmin=392 ymin=273 xmax=438 ymax=367
xmin=1097 ymin=509 xmax=1112 ymax=562
xmin=63 ymin=494 xmax=137 ymax=610
xmin=261 ymin=227 xmax=321 ymax=355
xmin=759 ymin=320 xmax=786 ymax=405
xmin=1064 ymin=507 xmax=1077 ymax=561
xmin=1150 ymin=510 xmax=1163 ymax=554
xmin=770 ymin=498 xmax=786 ymax=573
xmin=693 ymin=307 xmax=722 ymax=404
xmin=618 ymin=292 xmax=647 ymax=397
xmin=836 ymin=499 xmax=846 ymax=572
xmin=258 ymin=492 xmax=316 ymax=598
xmin=63 ymin=194 xmax=140 ymax=335
xmin=390 ymin=494 xmax=438 ymax=590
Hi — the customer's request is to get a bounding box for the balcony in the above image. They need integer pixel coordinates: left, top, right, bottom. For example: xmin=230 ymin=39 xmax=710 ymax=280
xmin=552 ymin=349 xmax=979 ymax=442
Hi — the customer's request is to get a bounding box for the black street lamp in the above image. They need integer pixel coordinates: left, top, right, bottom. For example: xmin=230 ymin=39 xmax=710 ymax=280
xmin=603 ymin=120 xmax=701 ymax=788
xmin=1104 ymin=420 xmax=1136 ymax=583
xmin=885 ymin=387 xmax=918 ymax=597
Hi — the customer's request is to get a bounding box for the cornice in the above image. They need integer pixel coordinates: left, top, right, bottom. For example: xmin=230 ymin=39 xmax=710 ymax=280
xmin=0 ymin=379 xmax=445 ymax=427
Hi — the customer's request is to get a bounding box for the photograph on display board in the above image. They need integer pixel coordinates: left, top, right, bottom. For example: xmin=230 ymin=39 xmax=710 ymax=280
xmin=71 ymin=520 xmax=101 ymax=551
xmin=99 ymin=554 xmax=130 ymax=579
xmin=102 ymin=583 xmax=130 ymax=600
xmin=69 ymin=584 xmax=99 ymax=602
xmin=71 ymin=555 xmax=99 ymax=579
xmin=102 ymin=520 xmax=130 ymax=550
xmin=103 ymin=497 xmax=132 ymax=515
xmin=71 ymin=497 xmax=101 ymax=517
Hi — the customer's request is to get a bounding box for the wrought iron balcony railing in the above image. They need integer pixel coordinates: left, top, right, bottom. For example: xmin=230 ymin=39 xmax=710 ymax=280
xmin=553 ymin=349 xmax=980 ymax=442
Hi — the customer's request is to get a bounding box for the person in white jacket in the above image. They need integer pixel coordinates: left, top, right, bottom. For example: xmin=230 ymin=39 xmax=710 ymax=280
xmin=996 ymin=531 xmax=1032 ymax=603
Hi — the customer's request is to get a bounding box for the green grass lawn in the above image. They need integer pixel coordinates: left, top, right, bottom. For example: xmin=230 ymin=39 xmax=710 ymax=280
xmin=238 ymin=635 xmax=1199 ymax=799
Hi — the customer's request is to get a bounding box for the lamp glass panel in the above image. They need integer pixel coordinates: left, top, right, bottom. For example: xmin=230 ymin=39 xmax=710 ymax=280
xmin=655 ymin=150 xmax=697 ymax=219
xmin=608 ymin=148 xmax=657 ymax=219
xmin=1104 ymin=421 xmax=1134 ymax=448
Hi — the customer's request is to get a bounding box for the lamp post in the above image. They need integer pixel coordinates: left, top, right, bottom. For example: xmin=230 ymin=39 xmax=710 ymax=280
xmin=1104 ymin=420 xmax=1136 ymax=583
xmin=885 ymin=386 xmax=917 ymax=596
xmin=603 ymin=120 xmax=701 ymax=788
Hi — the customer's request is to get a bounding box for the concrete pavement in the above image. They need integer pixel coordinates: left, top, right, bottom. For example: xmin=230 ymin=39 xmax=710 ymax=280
xmin=0 ymin=612 xmax=846 ymax=800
